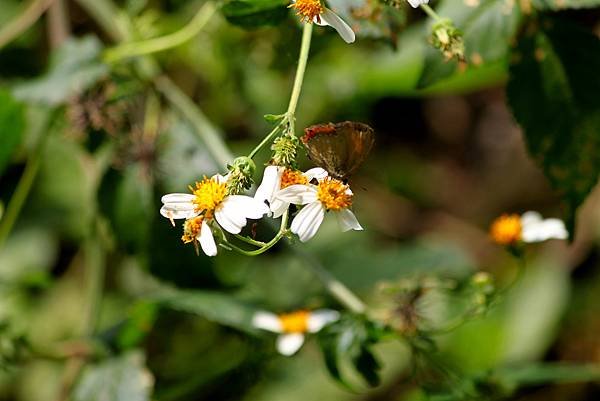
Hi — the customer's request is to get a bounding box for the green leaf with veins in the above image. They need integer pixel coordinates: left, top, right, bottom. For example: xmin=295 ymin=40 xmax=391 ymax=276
xmin=507 ymin=16 xmax=600 ymax=234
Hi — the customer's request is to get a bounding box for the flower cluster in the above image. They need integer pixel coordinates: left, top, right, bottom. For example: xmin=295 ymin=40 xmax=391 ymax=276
xmin=161 ymin=163 xmax=364 ymax=256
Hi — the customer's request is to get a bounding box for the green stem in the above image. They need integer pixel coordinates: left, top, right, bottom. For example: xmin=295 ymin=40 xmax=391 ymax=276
xmin=286 ymin=23 xmax=313 ymax=118
xmin=247 ymin=122 xmax=284 ymax=159
xmin=73 ymin=0 xmax=128 ymax=41
xmin=104 ymin=2 xmax=216 ymax=63
xmin=155 ymin=75 xmax=234 ymax=167
xmin=227 ymin=211 xmax=289 ymax=256
xmin=297 ymin=248 xmax=367 ymax=314
xmin=234 ymin=234 xmax=266 ymax=247
xmin=0 ymin=112 xmax=51 ymax=249
xmin=420 ymin=4 xmax=443 ymax=22
xmin=0 ymin=0 xmax=55 ymax=50
xmin=81 ymin=230 xmax=105 ymax=336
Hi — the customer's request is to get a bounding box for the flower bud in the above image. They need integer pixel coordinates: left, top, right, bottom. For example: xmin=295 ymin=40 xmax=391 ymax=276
xmin=226 ymin=156 xmax=256 ymax=194
xmin=430 ymin=19 xmax=465 ymax=62
xmin=271 ymin=134 xmax=300 ymax=168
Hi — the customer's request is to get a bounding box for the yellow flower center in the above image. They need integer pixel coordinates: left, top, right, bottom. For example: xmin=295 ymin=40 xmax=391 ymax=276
xmin=490 ymin=214 xmax=522 ymax=245
xmin=317 ymin=177 xmax=353 ymax=211
xmin=280 ymin=169 xmax=308 ymax=189
xmin=279 ymin=310 xmax=310 ymax=333
xmin=288 ymin=0 xmax=324 ymax=23
xmin=181 ymin=216 xmax=203 ymax=244
xmin=190 ymin=177 xmax=227 ymax=213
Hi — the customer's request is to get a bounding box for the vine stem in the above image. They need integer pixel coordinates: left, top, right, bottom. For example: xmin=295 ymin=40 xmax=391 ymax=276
xmin=286 ymin=22 xmax=313 ymax=118
xmin=247 ymin=22 xmax=313 ymax=159
xmin=0 ymin=111 xmax=52 ymax=249
xmin=420 ymin=4 xmax=443 ymax=22
xmin=0 ymin=0 xmax=56 ymax=50
xmin=104 ymin=2 xmax=217 ymax=63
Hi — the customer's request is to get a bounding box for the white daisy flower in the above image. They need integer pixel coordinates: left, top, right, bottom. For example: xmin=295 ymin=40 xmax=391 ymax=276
xmin=160 ymin=174 xmax=269 ymax=256
xmin=407 ymin=0 xmax=429 ymax=8
xmin=289 ymin=0 xmax=356 ymax=44
xmin=254 ymin=166 xmax=328 ymax=218
xmin=252 ymin=309 xmax=340 ymax=356
xmin=490 ymin=211 xmax=568 ymax=246
xmin=275 ymin=176 xmax=363 ymax=242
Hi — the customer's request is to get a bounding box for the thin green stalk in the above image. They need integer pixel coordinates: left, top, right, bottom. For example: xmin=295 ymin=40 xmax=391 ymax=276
xmin=286 ymin=23 xmax=313 ymax=117
xmin=155 ymin=75 xmax=234 ymax=167
xmin=226 ymin=211 xmax=289 ymax=256
xmin=0 ymin=0 xmax=55 ymax=50
xmin=73 ymin=0 xmax=128 ymax=41
xmin=247 ymin=122 xmax=284 ymax=159
xmin=81 ymin=231 xmax=105 ymax=336
xmin=420 ymin=4 xmax=443 ymax=22
xmin=296 ymin=248 xmax=367 ymax=314
xmin=0 ymin=112 xmax=52 ymax=249
xmin=104 ymin=2 xmax=216 ymax=63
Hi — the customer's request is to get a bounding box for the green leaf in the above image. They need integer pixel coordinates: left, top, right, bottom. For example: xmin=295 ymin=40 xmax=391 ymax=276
xmin=221 ymin=0 xmax=289 ymax=29
xmin=506 ymin=16 xmax=600 ymax=232
xmin=0 ymin=88 xmax=25 ymax=176
xmin=532 ymin=0 xmax=600 ymax=10
xmin=418 ymin=0 xmax=521 ymax=88
xmin=148 ymin=287 xmax=260 ymax=334
xmin=73 ymin=351 xmax=153 ymax=401
xmin=99 ymin=165 xmax=153 ymax=252
xmin=13 ymin=36 xmax=108 ymax=105
xmin=318 ymin=315 xmax=382 ymax=389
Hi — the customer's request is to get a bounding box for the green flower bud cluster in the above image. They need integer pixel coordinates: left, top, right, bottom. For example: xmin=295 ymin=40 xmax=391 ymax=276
xmin=430 ymin=18 xmax=465 ymax=62
xmin=271 ymin=134 xmax=300 ymax=168
xmin=226 ymin=156 xmax=256 ymax=194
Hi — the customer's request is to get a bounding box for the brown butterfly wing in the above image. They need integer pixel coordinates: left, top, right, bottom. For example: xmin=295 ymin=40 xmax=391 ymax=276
xmin=302 ymin=122 xmax=374 ymax=179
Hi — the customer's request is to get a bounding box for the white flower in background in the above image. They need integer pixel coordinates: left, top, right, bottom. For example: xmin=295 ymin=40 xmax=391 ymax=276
xmin=160 ymin=174 xmax=269 ymax=256
xmin=255 ymin=166 xmax=328 ymax=218
xmin=407 ymin=0 xmax=429 ymax=8
xmin=289 ymin=0 xmax=356 ymax=44
xmin=275 ymin=176 xmax=363 ymax=242
xmin=252 ymin=309 xmax=340 ymax=356
xmin=490 ymin=211 xmax=568 ymax=246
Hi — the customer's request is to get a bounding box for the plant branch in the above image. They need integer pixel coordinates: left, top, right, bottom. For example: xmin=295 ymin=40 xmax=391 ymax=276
xmin=104 ymin=1 xmax=216 ymax=63
xmin=0 ymin=0 xmax=56 ymax=50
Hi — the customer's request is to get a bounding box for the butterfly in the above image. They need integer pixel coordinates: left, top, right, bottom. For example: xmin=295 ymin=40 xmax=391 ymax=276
xmin=301 ymin=121 xmax=374 ymax=180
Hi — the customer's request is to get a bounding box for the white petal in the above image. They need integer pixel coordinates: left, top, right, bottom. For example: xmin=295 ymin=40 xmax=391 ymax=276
xmin=522 ymin=217 xmax=568 ymax=243
xmin=161 ymin=193 xmax=195 ymax=204
xmin=303 ymin=167 xmax=328 ymax=181
xmin=335 ymin=209 xmax=363 ymax=232
xmin=199 ymin=220 xmax=217 ymax=256
xmin=270 ymin=198 xmax=290 ymax=219
xmin=276 ymin=333 xmax=305 ymax=356
xmin=407 ymin=0 xmax=429 ymax=8
xmin=307 ymin=309 xmax=340 ymax=333
xmin=290 ymin=202 xmax=325 ymax=242
xmin=276 ymin=184 xmax=318 ymax=205
xmin=225 ymin=195 xmax=270 ymax=219
xmin=214 ymin=202 xmax=247 ymax=234
xmin=160 ymin=204 xmax=198 ymax=220
xmin=521 ymin=211 xmax=542 ymax=226
xmin=252 ymin=311 xmax=283 ymax=333
xmin=254 ymin=166 xmax=283 ymax=203
xmin=320 ymin=8 xmax=355 ymax=44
